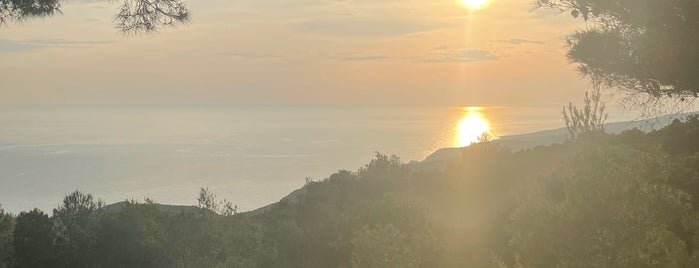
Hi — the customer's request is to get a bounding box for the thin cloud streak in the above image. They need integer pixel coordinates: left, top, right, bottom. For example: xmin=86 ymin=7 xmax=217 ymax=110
xmin=292 ymin=17 xmax=453 ymax=37
xmin=0 ymin=38 xmax=114 ymax=52
xmin=337 ymin=55 xmax=393 ymax=61
xmin=412 ymin=49 xmax=498 ymax=63
xmin=503 ymin=38 xmax=544 ymax=45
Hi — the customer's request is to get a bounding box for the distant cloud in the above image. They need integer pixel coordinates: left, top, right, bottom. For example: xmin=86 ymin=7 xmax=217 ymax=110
xmin=414 ymin=49 xmax=498 ymax=63
xmin=220 ymin=52 xmax=283 ymax=59
xmin=502 ymin=38 xmax=544 ymax=45
xmin=230 ymin=0 xmax=331 ymax=9
xmin=0 ymin=38 xmax=114 ymax=52
xmin=433 ymin=45 xmax=449 ymax=50
xmin=0 ymin=39 xmax=39 ymax=52
xmin=292 ymin=17 xmax=450 ymax=37
xmin=337 ymin=55 xmax=392 ymax=61
xmin=28 ymin=39 xmax=113 ymax=46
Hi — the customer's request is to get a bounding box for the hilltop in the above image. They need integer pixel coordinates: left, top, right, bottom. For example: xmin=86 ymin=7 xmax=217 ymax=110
xmin=423 ymin=112 xmax=697 ymax=164
xmin=255 ymin=112 xmax=698 ymax=215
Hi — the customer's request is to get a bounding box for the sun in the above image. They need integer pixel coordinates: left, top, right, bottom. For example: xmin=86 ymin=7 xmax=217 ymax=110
xmin=460 ymin=0 xmax=490 ymax=9
xmin=456 ymin=108 xmax=492 ymax=146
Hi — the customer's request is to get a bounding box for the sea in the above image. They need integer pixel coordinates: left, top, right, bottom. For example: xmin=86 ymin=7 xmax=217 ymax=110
xmin=0 ymin=105 xmax=644 ymax=213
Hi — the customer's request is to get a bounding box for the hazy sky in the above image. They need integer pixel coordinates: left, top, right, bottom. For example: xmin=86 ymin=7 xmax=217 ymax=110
xmin=0 ymin=0 xmax=591 ymax=106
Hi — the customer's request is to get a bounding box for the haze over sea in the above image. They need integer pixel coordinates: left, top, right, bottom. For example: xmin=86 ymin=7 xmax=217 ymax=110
xmin=0 ymin=105 xmax=640 ymax=213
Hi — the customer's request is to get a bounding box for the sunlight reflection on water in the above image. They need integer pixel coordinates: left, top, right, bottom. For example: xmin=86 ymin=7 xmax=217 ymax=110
xmin=436 ymin=105 xmax=569 ymax=149
xmin=455 ymin=107 xmax=493 ymax=146
xmin=0 ymin=105 xmax=571 ymax=213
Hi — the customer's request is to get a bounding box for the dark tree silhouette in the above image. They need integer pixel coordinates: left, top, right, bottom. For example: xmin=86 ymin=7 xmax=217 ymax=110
xmin=52 ymin=191 xmax=104 ymax=267
xmin=0 ymin=0 xmax=61 ymax=24
xmin=0 ymin=205 xmax=14 ymax=268
xmin=12 ymin=209 xmax=54 ymax=268
xmin=536 ymin=0 xmax=699 ymax=100
xmin=0 ymin=0 xmax=189 ymax=34
xmin=115 ymin=0 xmax=189 ymax=34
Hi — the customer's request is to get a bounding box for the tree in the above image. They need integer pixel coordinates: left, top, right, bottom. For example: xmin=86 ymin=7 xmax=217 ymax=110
xmin=197 ymin=187 xmax=218 ymax=212
xmin=51 ymin=190 xmax=104 ymax=267
xmin=536 ymin=0 xmax=699 ymax=102
xmin=351 ymin=223 xmax=440 ymax=268
xmin=357 ymin=153 xmax=404 ymax=181
xmin=351 ymin=224 xmax=417 ymax=268
xmin=562 ymin=87 xmax=608 ymax=141
xmin=13 ymin=209 xmax=55 ymax=268
xmin=94 ymin=201 xmax=168 ymax=267
xmin=115 ymin=0 xmax=190 ymax=34
xmin=0 ymin=0 xmax=60 ymax=24
xmin=476 ymin=132 xmax=494 ymax=143
xmin=197 ymin=187 xmax=238 ymax=216
xmin=506 ymin=146 xmax=696 ymax=267
xmin=0 ymin=205 xmax=15 ymax=268
xmin=0 ymin=0 xmax=189 ymax=34
xmin=356 ymin=153 xmax=406 ymax=200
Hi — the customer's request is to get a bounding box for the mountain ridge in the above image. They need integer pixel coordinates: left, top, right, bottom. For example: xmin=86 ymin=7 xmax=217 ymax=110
xmin=99 ymin=112 xmax=698 ymax=215
xmin=248 ymin=111 xmax=697 ymax=215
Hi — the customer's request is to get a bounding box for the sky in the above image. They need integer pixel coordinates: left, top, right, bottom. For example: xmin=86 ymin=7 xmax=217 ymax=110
xmin=0 ymin=0 xmax=592 ymax=106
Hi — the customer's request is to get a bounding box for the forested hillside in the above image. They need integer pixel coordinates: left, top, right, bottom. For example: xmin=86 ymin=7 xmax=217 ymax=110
xmin=1 ymin=115 xmax=697 ymax=268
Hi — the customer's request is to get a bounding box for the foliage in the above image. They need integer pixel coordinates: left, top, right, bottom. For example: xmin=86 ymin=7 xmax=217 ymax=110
xmin=351 ymin=224 xmax=433 ymax=268
xmin=0 ymin=0 xmax=188 ymax=34
xmin=12 ymin=209 xmax=54 ymax=268
xmin=51 ymin=191 xmax=104 ymax=267
xmin=477 ymin=132 xmax=495 ymax=143
xmin=115 ymin=0 xmax=190 ymax=34
xmin=507 ymin=145 xmax=695 ymax=267
xmin=0 ymin=0 xmax=60 ymax=24
xmin=536 ymin=0 xmax=699 ymax=101
xmin=0 ymin=205 xmax=14 ymax=268
xmin=198 ymin=187 xmax=238 ymax=216
xmin=358 ymin=152 xmax=404 ymax=180
xmin=94 ymin=201 xmax=167 ymax=267
xmin=563 ymin=87 xmax=608 ymax=141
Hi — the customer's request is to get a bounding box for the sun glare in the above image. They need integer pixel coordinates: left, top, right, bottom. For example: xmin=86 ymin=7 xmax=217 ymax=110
xmin=457 ymin=107 xmax=492 ymax=146
xmin=460 ymin=0 xmax=490 ymax=9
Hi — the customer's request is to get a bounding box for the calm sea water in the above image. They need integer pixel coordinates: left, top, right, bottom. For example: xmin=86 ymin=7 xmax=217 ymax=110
xmin=0 ymin=105 xmax=636 ymax=213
